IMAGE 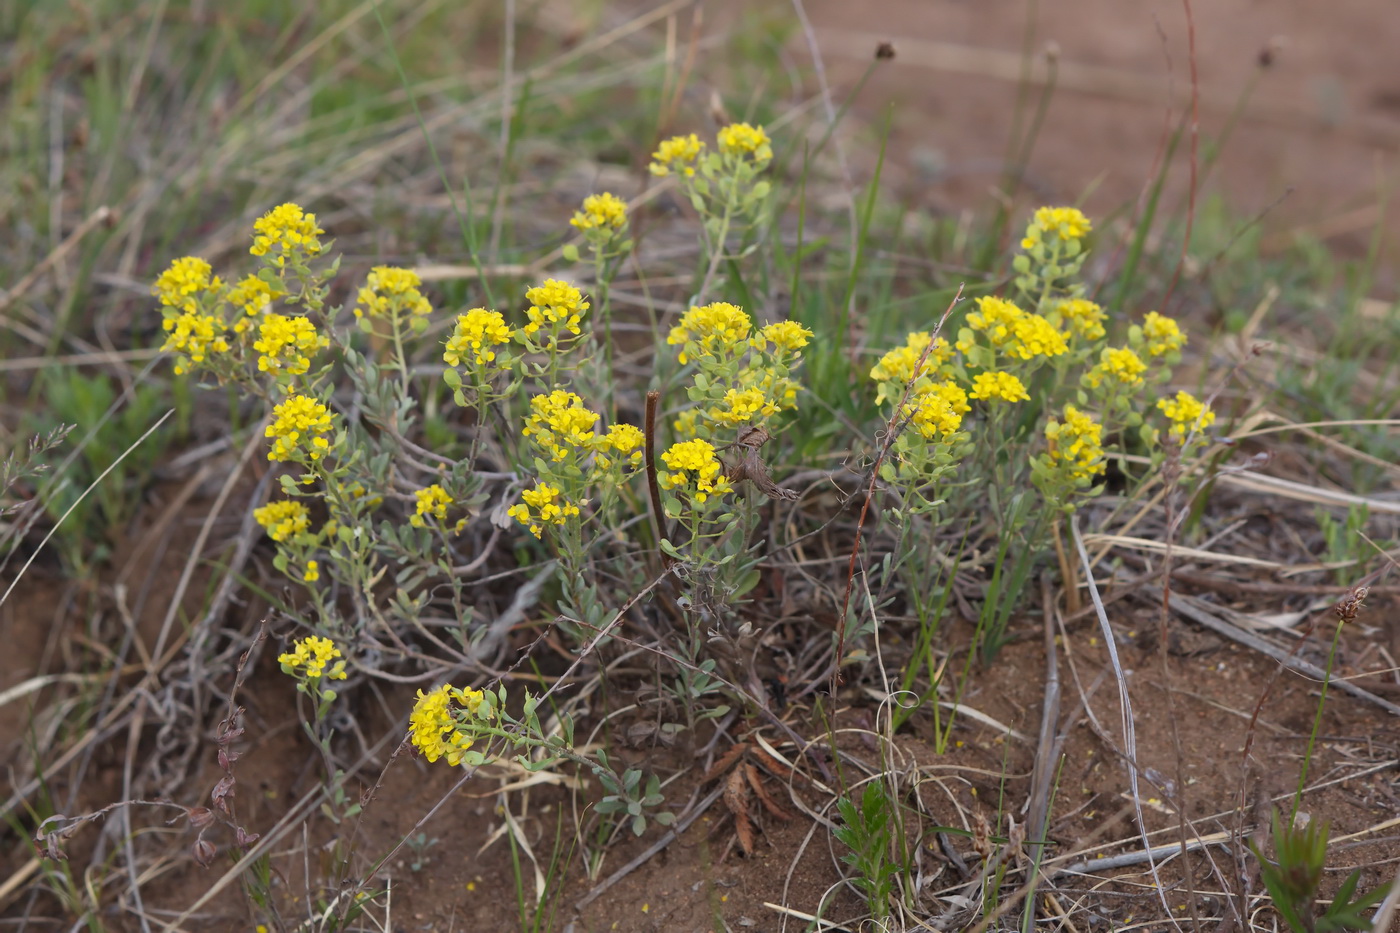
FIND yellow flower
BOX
[1085,346,1147,389]
[506,482,581,538]
[595,423,645,470]
[229,275,284,333]
[153,256,221,312]
[1007,314,1069,360]
[1021,206,1092,250]
[409,684,488,765]
[1045,405,1106,480]
[709,386,777,426]
[445,308,513,367]
[672,408,702,436]
[648,133,705,177]
[355,266,432,319]
[409,484,453,528]
[161,310,230,374]
[266,394,336,463]
[1056,298,1106,341]
[659,439,731,503]
[250,203,324,265]
[963,296,1024,349]
[253,499,311,542]
[278,635,347,681]
[1141,311,1186,357]
[1156,390,1215,441]
[523,279,589,337]
[969,371,1030,403]
[755,320,813,354]
[902,381,969,439]
[666,302,752,364]
[717,122,772,162]
[302,560,320,583]
[253,313,326,376]
[522,390,600,461]
[569,192,628,232]
[870,332,953,383]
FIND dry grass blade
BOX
[744,761,794,822]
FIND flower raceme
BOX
[870,332,953,385]
[666,302,752,364]
[970,371,1031,403]
[1157,390,1215,441]
[250,203,324,265]
[1007,313,1069,361]
[254,499,311,542]
[444,308,513,367]
[278,636,347,682]
[595,424,645,470]
[506,482,581,538]
[355,266,432,320]
[648,133,704,177]
[409,484,453,528]
[1044,406,1106,481]
[409,684,488,766]
[569,192,628,232]
[1141,311,1187,357]
[1084,346,1147,389]
[1020,206,1092,250]
[153,256,221,313]
[266,394,336,464]
[161,309,229,375]
[659,439,731,504]
[253,313,326,377]
[1056,298,1107,341]
[717,122,773,163]
[523,279,589,337]
[709,387,777,426]
[523,391,600,461]
[902,382,970,440]
[754,320,813,355]
[960,296,1024,350]
[229,275,282,333]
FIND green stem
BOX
[1290,620,1344,821]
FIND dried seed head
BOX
[875,41,896,61]
[1335,585,1369,624]
[192,838,217,868]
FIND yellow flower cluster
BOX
[1156,390,1215,440]
[253,313,326,376]
[1085,346,1147,389]
[717,122,773,162]
[254,499,311,542]
[903,382,970,440]
[1008,313,1069,361]
[1021,206,1092,250]
[229,275,283,333]
[355,266,432,319]
[1056,298,1106,341]
[444,308,513,367]
[970,371,1030,403]
[1141,311,1186,357]
[153,256,221,312]
[506,482,581,538]
[870,332,953,384]
[569,192,628,232]
[1044,406,1105,481]
[409,484,453,528]
[523,279,588,337]
[666,302,752,364]
[962,296,1024,348]
[648,133,704,177]
[266,394,335,463]
[522,390,599,461]
[710,387,778,426]
[755,320,813,354]
[409,684,488,766]
[659,439,731,503]
[250,203,324,265]
[595,424,645,470]
[278,635,347,681]
[161,310,230,375]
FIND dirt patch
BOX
[791,0,1400,266]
